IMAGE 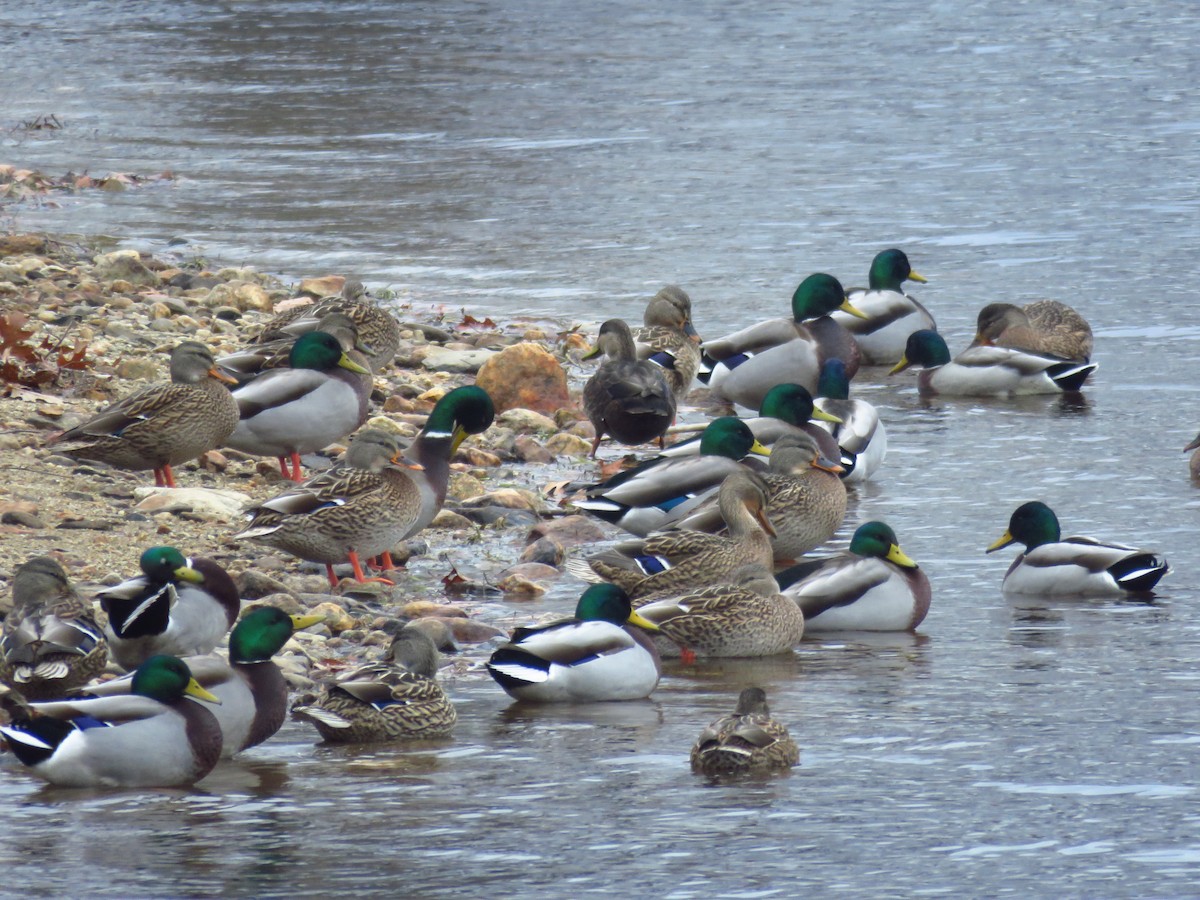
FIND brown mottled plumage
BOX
[253,285,400,373]
[636,565,805,658]
[292,627,456,742]
[47,341,239,487]
[973,301,1093,362]
[583,318,676,457]
[690,687,799,778]
[581,470,776,600]
[632,286,702,404]
[0,557,107,700]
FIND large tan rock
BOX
[474,342,570,415]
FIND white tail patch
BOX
[293,706,352,728]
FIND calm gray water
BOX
[4,1,1200,896]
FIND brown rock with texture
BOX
[474,342,571,415]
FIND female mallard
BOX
[972,301,1094,362]
[47,341,240,488]
[701,273,868,411]
[986,501,1170,596]
[217,312,371,385]
[814,359,887,483]
[583,318,676,457]
[777,521,931,631]
[0,557,107,700]
[0,655,222,788]
[573,416,771,536]
[1185,432,1200,479]
[578,470,776,601]
[485,584,661,702]
[632,286,702,405]
[890,329,1097,396]
[690,687,799,778]
[657,383,842,464]
[98,546,241,672]
[668,433,846,564]
[292,626,456,741]
[636,564,805,659]
[253,285,400,373]
[225,330,373,481]
[234,429,426,587]
[81,607,326,758]
[831,248,933,364]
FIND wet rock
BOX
[237,569,294,601]
[308,601,356,634]
[474,342,570,414]
[430,509,474,529]
[402,617,458,652]
[298,275,345,298]
[499,562,562,581]
[446,472,487,501]
[456,447,503,467]
[527,515,607,548]
[94,250,161,287]
[442,618,506,643]
[420,347,495,374]
[56,518,114,531]
[498,408,559,433]
[115,357,162,381]
[513,435,554,464]
[134,487,249,523]
[544,432,592,457]
[497,573,548,598]
[520,537,564,567]
[459,488,542,512]
[244,592,305,615]
[452,506,539,528]
[0,234,47,256]
[400,601,468,619]
[1,510,45,528]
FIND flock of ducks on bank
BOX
[0,249,1174,784]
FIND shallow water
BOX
[3,1,1200,896]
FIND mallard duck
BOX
[986,501,1170,595]
[1184,432,1200,479]
[632,286,702,404]
[0,655,223,788]
[583,319,676,457]
[890,329,1097,396]
[635,564,805,658]
[831,248,933,364]
[81,607,326,757]
[573,416,770,536]
[701,273,868,411]
[225,330,373,481]
[234,429,426,588]
[668,433,846,564]
[0,557,107,700]
[485,584,661,702]
[972,301,1094,362]
[292,626,456,741]
[98,546,241,672]
[690,687,799,778]
[253,286,400,373]
[579,469,776,600]
[813,359,887,482]
[777,521,931,631]
[217,312,371,385]
[657,383,842,464]
[47,341,240,488]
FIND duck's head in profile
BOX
[890,330,951,374]
[791,274,867,322]
[868,248,927,292]
[987,501,1060,553]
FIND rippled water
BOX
[3,1,1200,896]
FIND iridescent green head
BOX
[139,546,203,585]
[849,521,918,567]
[574,584,659,631]
[760,382,841,425]
[987,501,1061,553]
[288,331,370,375]
[868,248,926,292]
[698,417,771,459]
[422,385,496,452]
[890,329,951,374]
[791,273,865,322]
[130,655,219,704]
[229,607,325,665]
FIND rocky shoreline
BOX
[0,232,633,695]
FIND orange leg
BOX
[154,468,166,487]
[160,465,177,488]
[348,550,394,586]
[680,647,697,665]
[278,453,304,482]
[324,564,341,589]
